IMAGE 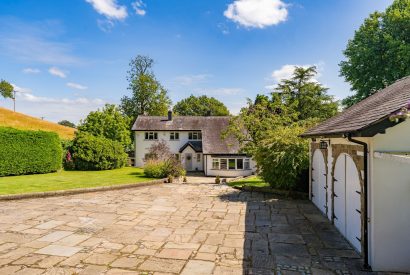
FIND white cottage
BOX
[131,112,256,177]
[302,76,410,272]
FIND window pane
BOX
[170,132,174,140]
[237,159,243,170]
[197,154,201,162]
[220,159,227,170]
[175,132,179,140]
[145,132,148,139]
[189,133,192,140]
[212,159,219,169]
[154,133,158,140]
[244,159,250,170]
[229,159,236,170]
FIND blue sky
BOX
[0,0,392,123]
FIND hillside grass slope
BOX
[0,107,75,140]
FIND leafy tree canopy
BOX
[58,120,76,128]
[0,80,13,99]
[120,55,171,119]
[224,66,338,189]
[340,0,410,107]
[173,95,230,116]
[78,104,131,149]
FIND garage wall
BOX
[371,119,410,272]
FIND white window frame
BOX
[188,131,202,140]
[211,158,250,170]
[170,132,179,140]
[197,154,201,162]
[145,132,158,140]
[212,159,220,169]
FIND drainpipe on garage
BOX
[347,134,371,271]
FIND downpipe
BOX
[347,134,371,271]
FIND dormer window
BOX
[170,132,179,140]
[145,132,158,140]
[188,131,202,140]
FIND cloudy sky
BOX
[0,0,392,123]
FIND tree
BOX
[120,55,171,119]
[58,120,76,128]
[340,0,410,107]
[0,80,13,99]
[224,67,338,189]
[78,104,131,149]
[173,95,230,116]
[275,66,338,121]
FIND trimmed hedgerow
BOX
[71,132,127,171]
[0,127,63,176]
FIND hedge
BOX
[0,127,63,176]
[71,132,127,170]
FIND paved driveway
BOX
[0,183,371,274]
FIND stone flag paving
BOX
[0,183,380,274]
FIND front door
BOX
[185,153,192,171]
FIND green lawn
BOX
[228,175,270,188]
[0,167,154,195]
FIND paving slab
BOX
[0,183,371,274]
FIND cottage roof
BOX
[302,76,410,137]
[132,116,241,154]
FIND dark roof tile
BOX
[303,76,410,137]
[132,116,240,154]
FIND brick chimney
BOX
[168,110,173,121]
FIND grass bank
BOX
[0,167,154,195]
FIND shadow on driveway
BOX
[219,190,372,275]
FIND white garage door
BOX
[333,153,362,253]
[312,149,327,215]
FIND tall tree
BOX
[78,104,131,149]
[0,80,13,99]
[120,55,171,119]
[276,66,339,121]
[173,95,230,116]
[340,0,410,107]
[224,67,338,189]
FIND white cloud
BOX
[48,67,67,78]
[271,64,320,82]
[0,36,80,65]
[0,18,80,65]
[224,0,288,28]
[266,63,324,90]
[11,84,31,94]
[174,74,212,86]
[67,82,88,90]
[132,0,146,16]
[22,68,41,74]
[85,0,128,20]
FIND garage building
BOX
[302,76,410,272]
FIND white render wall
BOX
[134,131,195,167]
[204,155,256,178]
[370,119,410,272]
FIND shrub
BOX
[72,132,127,170]
[144,158,185,178]
[254,125,309,190]
[0,127,63,176]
